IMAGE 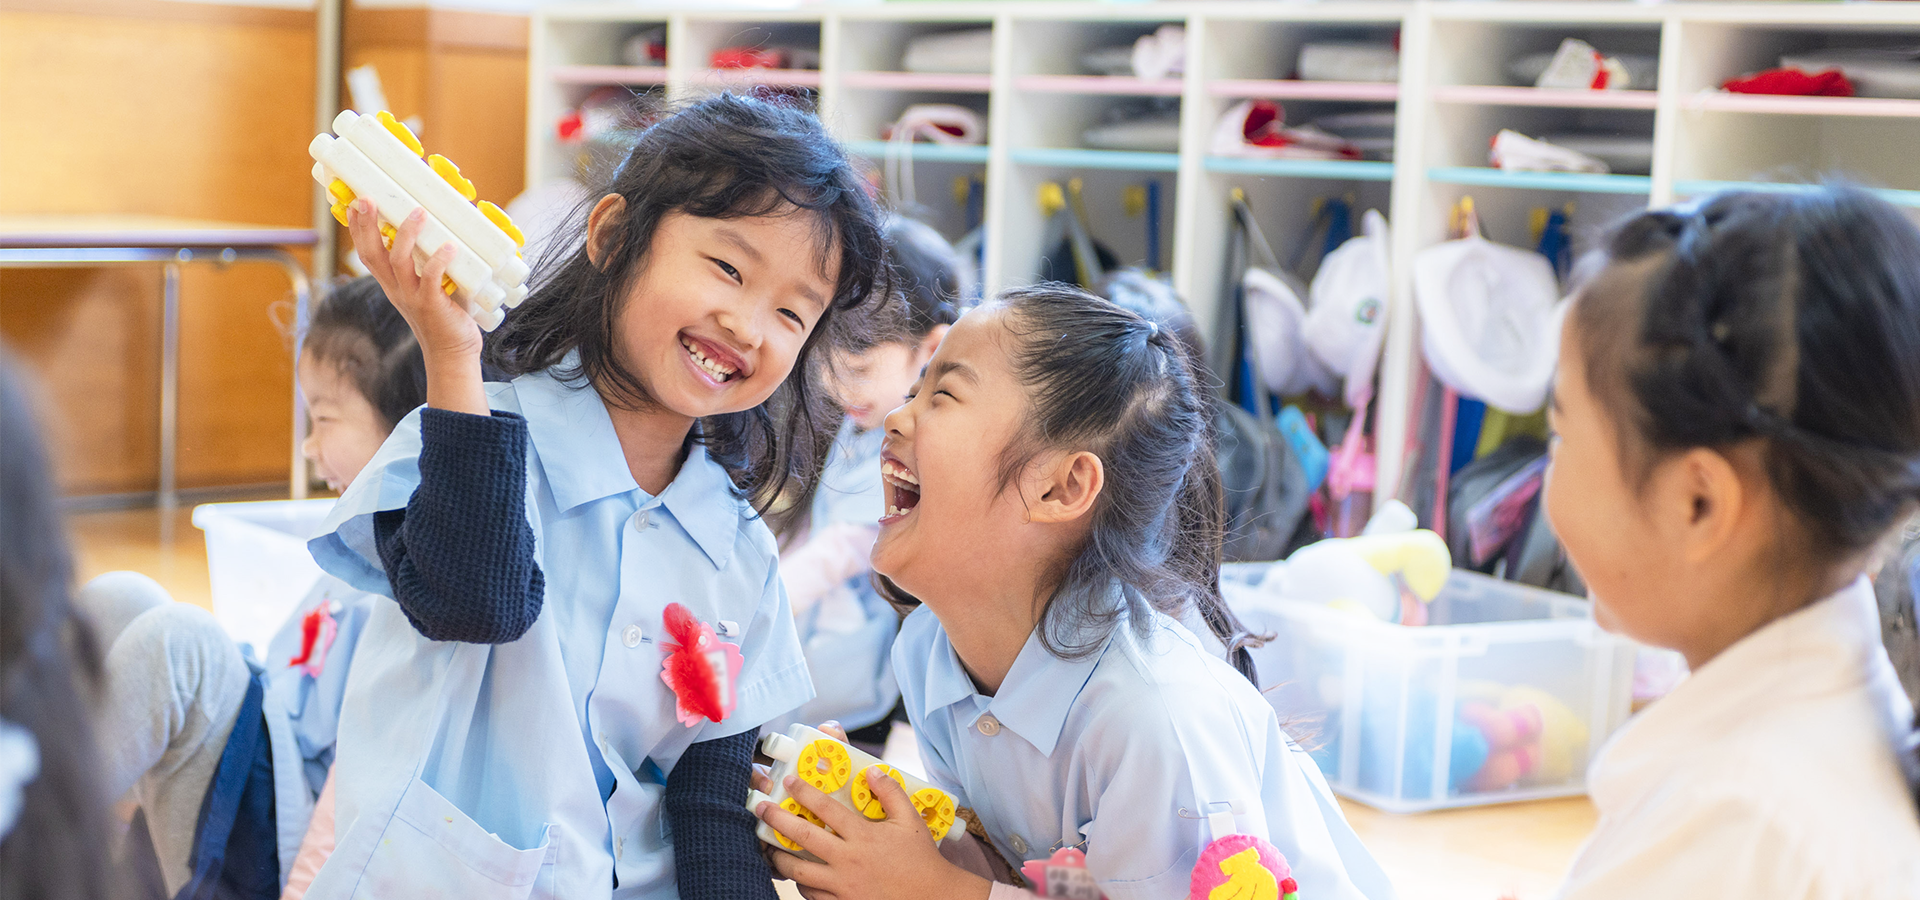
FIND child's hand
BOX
[756,766,991,900]
[345,200,489,415]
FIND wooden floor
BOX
[69,505,1597,900]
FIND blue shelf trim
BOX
[1204,157,1396,181]
[1426,167,1651,194]
[1008,148,1182,172]
[1674,179,1920,209]
[842,140,990,165]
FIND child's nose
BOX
[712,305,761,350]
[883,402,912,438]
[300,431,321,463]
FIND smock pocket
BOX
[352,776,555,900]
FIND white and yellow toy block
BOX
[747,724,961,862]
[309,110,531,331]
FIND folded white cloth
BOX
[902,29,993,75]
[1490,129,1609,174]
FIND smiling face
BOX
[870,308,1035,598]
[595,202,838,421]
[298,349,390,493]
[831,329,944,432]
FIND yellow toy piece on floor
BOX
[748,724,962,862]
[309,110,531,331]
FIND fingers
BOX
[767,849,834,891]
[751,763,773,795]
[346,201,394,285]
[756,796,840,860]
[866,765,928,835]
[817,721,849,742]
[389,207,425,282]
[785,775,864,834]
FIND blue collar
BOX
[512,356,744,569]
[920,615,1111,759]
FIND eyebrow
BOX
[714,226,829,311]
[712,227,766,266]
[928,359,979,384]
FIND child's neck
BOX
[1678,559,1864,670]
[927,565,1058,697]
[603,399,696,496]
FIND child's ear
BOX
[585,194,628,268]
[1027,450,1104,525]
[914,324,950,366]
[1667,446,1748,564]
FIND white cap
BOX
[1412,234,1565,414]
[1244,266,1336,398]
[1304,209,1392,409]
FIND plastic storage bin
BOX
[1225,565,1635,813]
[191,498,336,654]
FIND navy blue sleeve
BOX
[665,729,779,900]
[372,407,544,644]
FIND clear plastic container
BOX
[191,498,336,653]
[1225,564,1635,813]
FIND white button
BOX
[622,625,643,648]
[633,510,651,530]
[717,620,740,637]
[1009,834,1028,855]
[976,714,1001,736]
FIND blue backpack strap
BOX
[174,663,280,900]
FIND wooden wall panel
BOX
[0,0,527,497]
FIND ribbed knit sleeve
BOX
[372,407,544,644]
[664,730,779,900]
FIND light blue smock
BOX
[769,420,899,734]
[892,595,1397,900]
[810,419,885,529]
[304,360,814,900]
[262,573,378,797]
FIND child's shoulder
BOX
[1076,611,1273,735]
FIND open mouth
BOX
[881,458,921,522]
[681,336,740,384]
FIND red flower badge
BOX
[658,603,744,725]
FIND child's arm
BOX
[664,730,781,900]
[347,201,543,644]
[779,523,879,615]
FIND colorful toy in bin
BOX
[309,109,530,331]
[1263,529,1451,624]
[1360,678,1590,797]
[747,724,961,862]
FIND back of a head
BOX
[304,276,428,432]
[0,355,113,900]
[1097,272,1209,384]
[993,285,1262,680]
[883,215,961,340]
[1574,186,1920,811]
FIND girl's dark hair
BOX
[882,215,961,341]
[889,285,1265,681]
[1573,186,1920,813]
[303,275,428,432]
[0,354,114,900]
[487,93,889,520]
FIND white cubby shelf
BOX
[530,2,1920,503]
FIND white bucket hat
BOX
[1244,266,1336,398]
[1412,233,1565,414]
[1305,209,1392,409]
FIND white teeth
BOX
[681,338,737,380]
[886,505,912,518]
[881,459,920,487]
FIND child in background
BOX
[71,277,420,899]
[1545,188,1920,898]
[757,286,1393,899]
[310,93,888,900]
[773,215,959,749]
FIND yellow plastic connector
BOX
[328,179,356,205]
[428,154,477,201]
[379,222,397,249]
[377,111,424,157]
[776,797,827,852]
[478,201,525,249]
[797,739,853,794]
[910,787,957,842]
[849,766,908,820]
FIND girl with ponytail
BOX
[1545,187,1920,898]
[754,285,1393,900]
